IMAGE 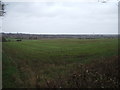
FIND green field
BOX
[2,38,118,88]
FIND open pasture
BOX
[2,38,118,88]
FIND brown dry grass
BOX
[35,55,119,88]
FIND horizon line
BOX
[0,32,119,35]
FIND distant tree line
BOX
[1,33,118,40]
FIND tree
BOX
[0,1,6,16]
[2,37,7,42]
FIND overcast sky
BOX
[2,1,118,34]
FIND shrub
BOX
[41,56,119,88]
[2,37,7,42]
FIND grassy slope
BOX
[2,38,118,88]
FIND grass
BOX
[2,38,118,88]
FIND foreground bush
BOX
[39,56,119,88]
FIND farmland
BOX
[2,38,119,88]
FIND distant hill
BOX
[1,33,118,40]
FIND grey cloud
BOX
[3,2,118,34]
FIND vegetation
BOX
[2,38,119,88]
[2,37,7,42]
